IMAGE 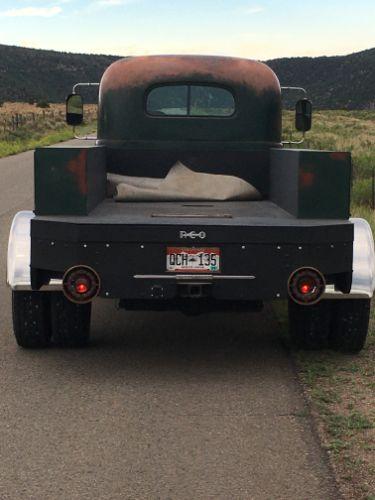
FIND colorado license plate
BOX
[166,247,220,273]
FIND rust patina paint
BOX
[330,152,348,161]
[67,150,89,195]
[100,55,280,94]
[299,171,315,188]
[97,55,282,146]
[34,147,106,215]
[298,152,351,218]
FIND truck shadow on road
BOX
[9,301,302,417]
[9,301,293,380]
[79,300,291,372]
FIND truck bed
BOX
[34,198,350,228]
[32,198,353,246]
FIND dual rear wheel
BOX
[288,298,371,353]
[12,291,91,349]
[12,291,371,353]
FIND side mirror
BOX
[66,93,83,126]
[295,98,312,132]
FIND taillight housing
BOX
[288,267,325,305]
[62,266,100,304]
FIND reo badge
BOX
[179,230,206,240]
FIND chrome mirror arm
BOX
[72,82,99,94]
[73,127,97,141]
[281,86,307,96]
[282,131,306,146]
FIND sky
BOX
[0,0,374,60]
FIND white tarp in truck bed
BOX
[107,162,262,202]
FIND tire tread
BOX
[330,299,370,353]
[50,293,91,347]
[288,299,331,350]
[12,291,51,348]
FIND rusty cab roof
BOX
[97,55,282,148]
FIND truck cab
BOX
[7,55,375,351]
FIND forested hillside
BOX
[0,44,117,103]
[267,48,375,109]
[0,44,374,108]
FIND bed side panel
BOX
[34,146,106,216]
[270,149,351,219]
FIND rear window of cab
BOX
[146,84,235,117]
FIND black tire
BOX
[50,293,91,347]
[12,291,52,348]
[288,299,331,350]
[330,299,370,353]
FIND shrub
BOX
[36,100,50,108]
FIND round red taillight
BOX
[298,277,316,295]
[62,266,100,304]
[288,267,325,305]
[75,280,89,295]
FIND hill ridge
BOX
[0,44,374,108]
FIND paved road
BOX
[0,144,339,500]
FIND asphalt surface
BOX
[0,143,340,500]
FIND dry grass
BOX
[297,334,375,500]
[0,101,64,114]
[0,102,97,157]
[0,101,97,117]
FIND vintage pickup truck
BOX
[7,55,375,351]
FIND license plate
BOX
[166,247,220,273]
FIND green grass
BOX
[0,120,96,158]
[0,127,73,157]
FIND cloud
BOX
[243,6,264,15]
[94,0,135,7]
[89,0,138,11]
[0,6,62,17]
[97,0,122,4]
